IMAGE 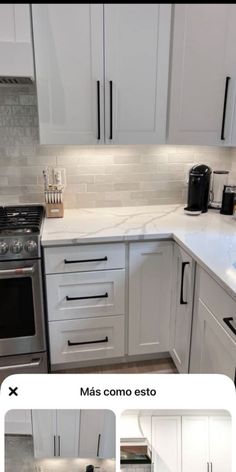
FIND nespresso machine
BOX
[186,164,212,213]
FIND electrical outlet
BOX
[53,168,66,186]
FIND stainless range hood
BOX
[120,438,152,464]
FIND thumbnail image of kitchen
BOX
[120,409,232,472]
[5,409,115,472]
[1,3,236,384]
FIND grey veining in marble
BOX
[42,204,236,300]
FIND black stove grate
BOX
[0,205,44,234]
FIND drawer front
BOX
[46,269,125,321]
[197,266,236,339]
[49,315,125,364]
[44,243,125,274]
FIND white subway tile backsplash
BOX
[0,85,235,208]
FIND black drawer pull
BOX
[64,256,108,264]
[97,80,101,140]
[109,80,113,140]
[68,336,108,347]
[221,76,230,140]
[223,317,236,336]
[180,261,190,305]
[66,292,108,301]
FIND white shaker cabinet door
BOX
[104,4,171,144]
[128,242,173,355]
[190,298,236,380]
[182,417,209,472]
[0,4,34,77]
[32,4,104,144]
[79,410,115,459]
[152,416,181,472]
[56,410,80,458]
[209,417,232,472]
[32,410,56,458]
[168,4,236,145]
[170,245,195,373]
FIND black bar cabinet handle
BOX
[66,292,108,301]
[97,433,101,457]
[64,256,108,264]
[109,80,113,140]
[180,261,190,305]
[97,80,101,140]
[68,336,108,347]
[234,368,236,388]
[221,76,230,140]
[223,317,236,335]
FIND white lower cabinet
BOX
[49,315,125,366]
[152,416,181,472]
[190,266,236,381]
[182,416,231,472]
[79,410,115,459]
[32,410,80,458]
[128,241,173,355]
[170,245,195,373]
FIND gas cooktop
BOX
[0,205,44,260]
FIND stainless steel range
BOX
[0,205,48,383]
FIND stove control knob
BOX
[25,240,37,253]
[0,242,9,255]
[11,241,23,254]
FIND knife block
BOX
[45,202,64,218]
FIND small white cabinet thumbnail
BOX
[152,416,181,472]
[128,241,173,355]
[32,410,80,458]
[79,410,115,459]
[182,416,231,472]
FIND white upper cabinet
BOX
[32,410,80,458]
[182,416,232,472]
[32,4,171,145]
[152,416,181,472]
[32,4,104,145]
[104,4,171,144]
[0,4,34,77]
[168,4,236,146]
[79,410,115,459]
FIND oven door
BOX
[0,259,46,356]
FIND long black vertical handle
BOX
[109,80,113,140]
[180,261,190,305]
[221,76,230,140]
[97,81,101,140]
[234,368,236,388]
[97,433,101,457]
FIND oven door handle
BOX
[0,267,35,276]
[0,358,41,371]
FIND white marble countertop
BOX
[42,204,236,299]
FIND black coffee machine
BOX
[187,164,212,213]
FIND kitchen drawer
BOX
[197,266,236,339]
[44,243,125,274]
[49,315,125,365]
[46,269,125,321]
